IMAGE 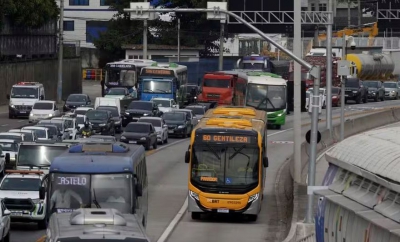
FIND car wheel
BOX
[165,135,168,143]
[356,95,361,104]
[38,217,48,230]
[381,95,385,101]
[3,230,10,242]
[145,142,150,150]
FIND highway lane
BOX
[3,81,400,241]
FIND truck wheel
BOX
[275,125,281,130]
[38,217,48,229]
[248,214,258,222]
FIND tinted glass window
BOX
[11,87,39,99]
[363,81,379,88]
[67,94,87,102]
[75,109,89,115]
[33,102,53,110]
[0,142,18,152]
[203,79,230,88]
[86,110,108,120]
[0,135,22,142]
[186,107,204,115]
[128,102,152,110]
[125,124,150,133]
[96,106,119,117]
[0,178,41,191]
[18,145,68,167]
[345,79,359,87]
[163,112,185,121]
[384,82,397,88]
[139,118,161,127]
[107,88,126,95]
[332,88,340,94]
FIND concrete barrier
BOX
[280,107,400,242]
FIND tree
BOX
[0,0,59,29]
[94,0,225,63]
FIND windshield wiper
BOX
[229,145,246,160]
[257,97,275,109]
[92,189,101,208]
[205,144,220,160]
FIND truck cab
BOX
[198,72,237,105]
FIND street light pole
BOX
[143,0,148,59]
[177,18,181,62]
[57,0,64,103]
[219,0,226,71]
[326,0,333,131]
[340,35,347,141]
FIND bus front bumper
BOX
[187,191,261,215]
[267,114,286,126]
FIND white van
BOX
[94,97,121,114]
[6,82,45,119]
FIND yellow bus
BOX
[184,106,268,221]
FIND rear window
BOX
[345,79,359,87]
[139,118,161,127]
[0,135,22,142]
[128,101,152,110]
[186,107,204,115]
[125,124,150,133]
[163,112,185,121]
[33,102,53,110]
[0,178,41,191]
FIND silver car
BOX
[383,82,400,100]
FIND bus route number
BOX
[110,64,133,68]
[201,134,251,143]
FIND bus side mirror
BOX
[136,183,143,197]
[185,151,190,163]
[4,153,10,164]
[39,187,46,200]
[263,157,269,168]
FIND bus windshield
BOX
[0,142,18,152]
[191,145,259,187]
[246,84,287,111]
[17,145,68,167]
[49,173,133,214]
[106,69,136,86]
[142,79,173,93]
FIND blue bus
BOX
[44,142,148,228]
[138,62,188,101]
[236,54,275,73]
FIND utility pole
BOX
[347,0,351,27]
[326,0,333,131]
[219,0,226,71]
[357,0,361,44]
[57,0,64,103]
[293,0,302,183]
[143,0,148,59]
[340,35,347,141]
[177,18,181,62]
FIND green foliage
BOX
[1,0,59,29]
[94,0,225,62]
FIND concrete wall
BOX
[0,58,82,105]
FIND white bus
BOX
[138,62,188,101]
[245,72,287,129]
[104,59,156,94]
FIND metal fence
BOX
[296,232,316,242]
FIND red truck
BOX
[197,72,247,106]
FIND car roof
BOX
[178,109,192,112]
[90,135,115,139]
[128,122,151,126]
[4,174,43,179]
[10,130,33,134]
[152,98,172,101]
[139,117,162,120]
[0,139,17,143]
[68,93,87,96]
[186,105,204,108]
[75,107,92,110]
[34,100,55,104]
[0,133,23,136]
[23,126,48,130]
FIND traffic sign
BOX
[305,130,321,144]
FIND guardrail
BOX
[296,233,315,242]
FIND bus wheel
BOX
[191,212,201,220]
[275,125,281,130]
[247,214,258,222]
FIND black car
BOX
[63,94,91,112]
[345,78,368,104]
[86,110,115,135]
[96,106,122,133]
[363,81,385,102]
[123,101,162,126]
[162,112,191,138]
[120,122,157,150]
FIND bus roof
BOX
[247,75,287,86]
[218,70,248,79]
[50,143,145,174]
[203,106,267,121]
[142,62,187,71]
[106,59,156,68]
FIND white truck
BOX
[6,82,45,119]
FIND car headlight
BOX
[353,91,358,93]
[392,90,396,93]
[10,105,15,108]
[99,123,106,127]
[178,125,185,129]
[143,113,149,116]
[48,113,53,117]
[120,136,126,139]
[30,113,34,116]
[125,112,129,115]
[248,193,259,203]
[115,120,121,125]
[189,190,199,201]
[277,113,283,117]
[140,137,147,140]
[332,95,337,98]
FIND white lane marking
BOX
[148,138,189,156]
[267,128,293,137]
[0,124,8,127]
[17,120,25,123]
[157,197,188,242]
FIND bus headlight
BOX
[248,193,259,203]
[189,190,199,201]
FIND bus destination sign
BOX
[108,64,134,68]
[199,134,253,143]
[142,69,174,76]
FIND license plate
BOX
[168,130,174,134]
[11,212,22,216]
[129,141,137,144]
[57,209,73,213]
[217,209,229,213]
[20,111,26,114]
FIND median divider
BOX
[279,107,400,242]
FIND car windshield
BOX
[203,79,230,88]
[76,117,85,124]
[0,178,41,191]
[128,102,152,110]
[152,99,171,107]
[67,95,87,102]
[39,121,63,131]
[49,173,132,213]
[163,112,185,121]
[142,79,172,94]
[139,118,161,127]
[19,133,33,141]
[36,125,59,136]
[0,135,22,142]
[105,69,136,86]
[125,124,150,133]
[246,84,287,111]
[0,142,18,152]
[74,109,90,115]
[186,107,204,115]
[10,87,38,99]
[384,82,397,88]
[107,88,126,95]
[345,79,359,87]
[363,82,379,88]
[86,111,108,120]
[17,145,68,167]
[191,145,259,186]
[33,102,53,110]
[96,107,119,117]
[26,129,47,138]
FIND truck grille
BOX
[3,198,35,211]
[15,105,32,111]
[207,93,220,99]
[129,113,144,118]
